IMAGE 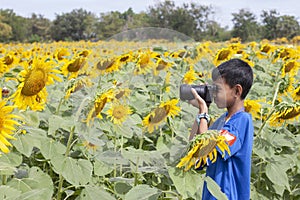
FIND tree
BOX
[146,0,215,41]
[0,15,12,42]
[95,11,126,40]
[50,8,98,41]
[231,9,261,42]
[0,9,29,42]
[260,10,280,40]
[28,13,52,42]
[276,15,300,39]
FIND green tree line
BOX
[0,0,299,43]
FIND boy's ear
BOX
[235,84,243,97]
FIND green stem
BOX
[1,175,7,185]
[256,80,281,136]
[256,109,275,136]
[56,126,75,200]
[134,157,139,186]
[55,98,64,115]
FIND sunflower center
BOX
[261,45,270,53]
[21,69,46,96]
[93,97,107,117]
[112,106,126,119]
[4,55,14,65]
[97,59,114,70]
[149,107,167,123]
[115,91,125,99]
[195,139,217,157]
[67,58,86,72]
[217,50,230,60]
[120,55,130,62]
[156,60,168,70]
[280,107,300,119]
[284,62,295,73]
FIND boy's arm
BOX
[188,88,209,140]
[189,118,208,140]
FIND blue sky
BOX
[1,0,299,28]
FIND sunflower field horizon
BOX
[0,28,299,199]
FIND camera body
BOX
[179,84,217,104]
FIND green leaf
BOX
[7,167,53,199]
[12,127,47,157]
[51,155,93,186]
[122,147,165,168]
[79,185,115,200]
[0,185,21,200]
[168,167,203,199]
[204,176,228,200]
[0,151,22,175]
[93,159,114,176]
[113,124,133,138]
[40,138,66,160]
[19,111,40,127]
[12,134,35,157]
[124,184,161,200]
[114,182,132,196]
[48,115,74,135]
[16,188,53,200]
[96,150,129,165]
[265,163,290,191]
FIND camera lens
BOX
[179,84,216,104]
[179,84,194,100]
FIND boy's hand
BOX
[189,88,208,113]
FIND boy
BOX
[188,58,254,200]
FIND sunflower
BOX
[54,48,70,62]
[143,99,180,133]
[213,48,232,66]
[117,52,134,64]
[0,100,21,153]
[85,89,115,125]
[65,77,93,99]
[244,99,262,119]
[269,102,300,126]
[77,49,91,58]
[107,103,132,125]
[1,52,19,67]
[134,50,156,75]
[83,140,98,152]
[10,57,61,111]
[165,71,171,93]
[274,47,296,61]
[176,130,231,171]
[0,61,10,77]
[61,56,87,79]
[292,86,300,101]
[153,58,173,76]
[256,43,275,59]
[115,88,131,100]
[281,59,299,77]
[96,58,120,74]
[183,66,198,84]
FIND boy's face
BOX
[213,77,237,109]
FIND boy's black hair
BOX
[212,58,253,99]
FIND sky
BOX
[1,0,299,28]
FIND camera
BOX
[179,84,217,104]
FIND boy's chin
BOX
[215,102,226,109]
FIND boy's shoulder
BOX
[230,111,252,122]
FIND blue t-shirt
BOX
[202,109,254,200]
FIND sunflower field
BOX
[0,34,299,200]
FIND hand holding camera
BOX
[179,84,216,108]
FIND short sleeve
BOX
[217,124,242,160]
